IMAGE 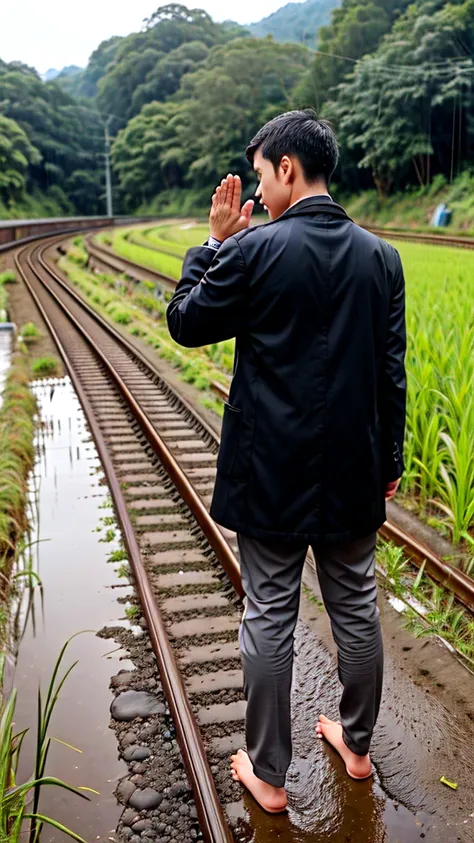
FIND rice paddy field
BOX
[94,223,474,564]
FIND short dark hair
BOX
[246,109,339,185]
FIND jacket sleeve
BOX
[166,237,246,348]
[380,254,407,482]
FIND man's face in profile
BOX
[253,148,292,221]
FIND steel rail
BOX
[37,236,218,445]
[367,227,474,249]
[15,239,237,843]
[85,234,177,289]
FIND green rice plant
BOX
[31,357,59,377]
[102,230,183,280]
[0,357,36,586]
[0,270,16,285]
[0,635,97,842]
[395,241,474,557]
[20,322,41,343]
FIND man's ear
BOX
[280,155,294,186]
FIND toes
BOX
[319,714,331,724]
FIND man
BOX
[167,109,406,814]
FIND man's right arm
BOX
[380,254,407,492]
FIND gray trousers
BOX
[237,532,382,788]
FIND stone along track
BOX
[15,235,255,843]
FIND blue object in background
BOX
[431,202,451,227]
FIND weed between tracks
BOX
[377,540,474,667]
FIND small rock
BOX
[122,808,140,827]
[111,671,135,688]
[130,774,146,787]
[123,745,151,762]
[189,806,198,819]
[129,787,163,811]
[121,731,137,748]
[131,819,152,832]
[117,778,137,804]
[169,781,187,798]
[112,690,164,722]
[155,824,166,834]
[140,722,159,740]
[178,804,189,816]
[132,762,147,774]
[130,836,141,843]
[159,800,170,813]
[122,830,133,841]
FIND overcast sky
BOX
[2,1,298,75]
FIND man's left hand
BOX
[210,174,254,243]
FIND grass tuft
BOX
[20,322,41,342]
[31,356,59,377]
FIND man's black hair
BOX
[246,109,339,185]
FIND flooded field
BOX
[12,378,130,841]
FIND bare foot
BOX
[316,715,372,780]
[230,750,288,813]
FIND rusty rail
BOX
[16,239,237,843]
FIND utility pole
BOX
[104,116,113,217]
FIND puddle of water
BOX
[0,326,13,405]
[13,378,129,842]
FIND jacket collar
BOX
[279,195,352,222]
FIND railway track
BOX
[15,235,249,842]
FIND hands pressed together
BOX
[209,174,254,243]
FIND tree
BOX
[0,114,41,203]
[326,0,474,195]
[111,37,311,208]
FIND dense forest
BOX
[1,0,474,218]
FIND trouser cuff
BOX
[342,728,370,757]
[251,761,286,788]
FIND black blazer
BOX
[167,196,406,544]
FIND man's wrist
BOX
[207,234,223,251]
